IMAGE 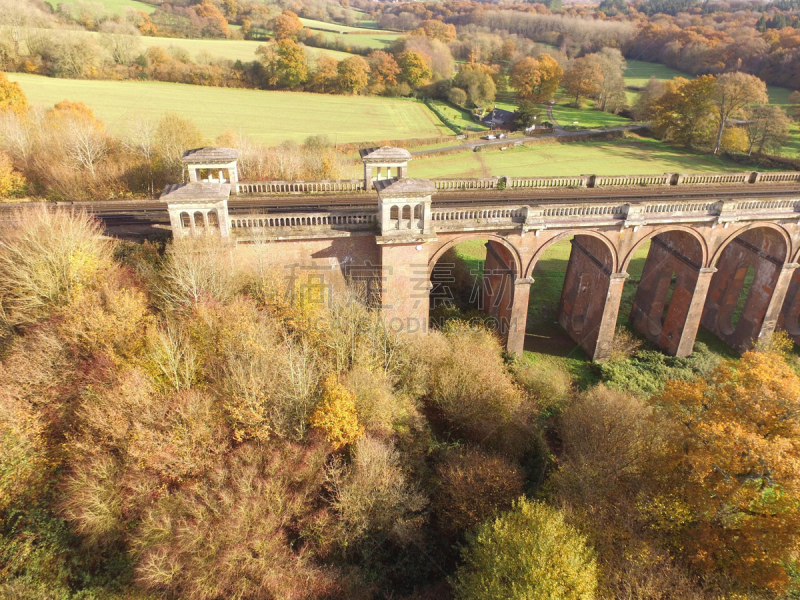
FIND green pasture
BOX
[411,137,752,179]
[137,35,352,63]
[7,73,442,144]
[299,17,396,36]
[47,0,155,14]
[623,60,686,88]
[429,100,489,132]
[308,31,402,50]
[550,102,631,129]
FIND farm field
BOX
[47,0,155,14]
[137,35,353,63]
[623,60,686,88]
[7,73,442,144]
[411,137,752,179]
[309,31,402,50]
[299,17,395,35]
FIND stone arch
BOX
[703,223,790,352]
[524,229,618,278]
[710,222,790,268]
[621,225,709,272]
[194,211,205,228]
[427,233,523,277]
[180,212,191,228]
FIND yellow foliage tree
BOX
[310,374,363,449]
[653,347,800,593]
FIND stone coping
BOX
[181,147,240,164]
[359,146,412,162]
[375,177,436,197]
[160,182,231,202]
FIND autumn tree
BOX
[154,112,205,171]
[790,90,800,119]
[412,19,456,43]
[710,72,768,154]
[594,48,626,113]
[453,64,496,107]
[652,346,800,593]
[308,55,338,94]
[269,10,303,40]
[310,374,362,450]
[509,54,562,103]
[453,498,597,600]
[397,51,431,87]
[648,75,716,149]
[337,55,369,95]
[561,55,603,107]
[257,39,307,89]
[744,104,791,155]
[367,50,399,92]
[0,71,28,115]
[193,0,229,37]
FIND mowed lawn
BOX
[411,137,758,179]
[47,0,155,13]
[8,73,442,144]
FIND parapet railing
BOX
[235,179,365,194]
[232,171,800,196]
[431,206,525,224]
[228,210,378,234]
[433,178,499,191]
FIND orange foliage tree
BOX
[652,345,800,593]
[310,374,363,450]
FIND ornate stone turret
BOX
[182,147,240,189]
[375,177,436,242]
[359,146,412,190]
[161,181,231,238]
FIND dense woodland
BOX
[1,209,800,599]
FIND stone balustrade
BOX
[433,178,499,191]
[228,210,378,235]
[235,179,365,194]
[232,171,800,197]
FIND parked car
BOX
[485,134,496,140]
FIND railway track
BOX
[1,184,799,226]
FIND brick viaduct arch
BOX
[413,220,800,361]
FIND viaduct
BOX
[159,145,800,362]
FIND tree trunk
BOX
[713,117,726,155]
[757,132,767,156]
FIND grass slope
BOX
[412,137,752,179]
[8,73,441,144]
[138,36,352,62]
[48,0,155,14]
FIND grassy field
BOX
[8,73,442,144]
[550,102,631,129]
[47,0,155,14]
[411,137,753,179]
[137,35,352,63]
[623,60,686,88]
[298,18,401,50]
[429,100,489,132]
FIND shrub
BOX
[426,322,537,457]
[132,443,342,600]
[453,498,597,600]
[433,447,524,539]
[513,357,573,416]
[310,374,363,450]
[0,208,112,329]
[343,366,414,437]
[328,435,427,552]
[598,343,719,396]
